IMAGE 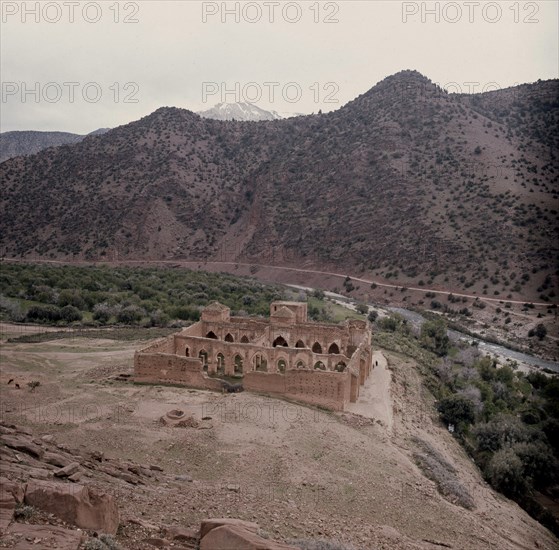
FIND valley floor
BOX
[0,328,557,549]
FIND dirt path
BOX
[345,350,393,430]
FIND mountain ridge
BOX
[1,70,557,301]
[0,128,111,163]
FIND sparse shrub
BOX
[27,380,40,392]
[534,323,547,340]
[14,504,36,520]
[412,437,474,509]
[83,534,122,550]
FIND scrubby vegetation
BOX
[0,263,287,327]
[374,314,559,534]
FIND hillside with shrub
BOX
[1,71,557,301]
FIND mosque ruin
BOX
[134,301,373,410]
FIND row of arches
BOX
[186,347,348,376]
[272,336,340,355]
[205,331,250,344]
[204,331,342,356]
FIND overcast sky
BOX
[1,0,557,133]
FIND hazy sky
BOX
[1,0,557,133]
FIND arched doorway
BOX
[254,354,268,372]
[206,331,218,339]
[295,340,305,348]
[240,335,249,343]
[217,353,225,375]
[234,354,243,375]
[273,336,288,347]
[314,361,326,370]
[328,343,340,354]
[296,361,306,369]
[225,333,234,342]
[185,347,190,357]
[334,361,347,372]
[199,350,208,372]
[312,342,322,354]
[277,359,287,373]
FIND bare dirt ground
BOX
[345,351,393,431]
[1,329,557,549]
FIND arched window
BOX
[277,359,287,374]
[273,336,288,347]
[314,361,326,370]
[240,335,249,343]
[295,340,305,348]
[312,342,322,354]
[254,354,268,372]
[185,347,190,357]
[225,333,234,342]
[206,331,218,339]
[217,353,225,375]
[199,350,208,372]
[334,362,347,372]
[296,361,306,369]
[328,343,340,354]
[234,354,243,374]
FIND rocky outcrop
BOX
[25,479,119,535]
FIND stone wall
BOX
[134,352,222,391]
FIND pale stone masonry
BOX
[134,301,373,410]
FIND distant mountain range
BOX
[0,128,110,163]
[197,102,302,121]
[1,71,557,300]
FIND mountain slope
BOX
[1,71,557,300]
[0,128,111,162]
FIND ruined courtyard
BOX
[134,301,373,410]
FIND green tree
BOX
[437,394,475,427]
[486,448,527,498]
[367,310,378,323]
[356,303,368,315]
[420,318,450,356]
[60,305,82,323]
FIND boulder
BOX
[200,525,299,550]
[200,518,259,539]
[44,452,72,468]
[24,479,119,534]
[54,462,80,478]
